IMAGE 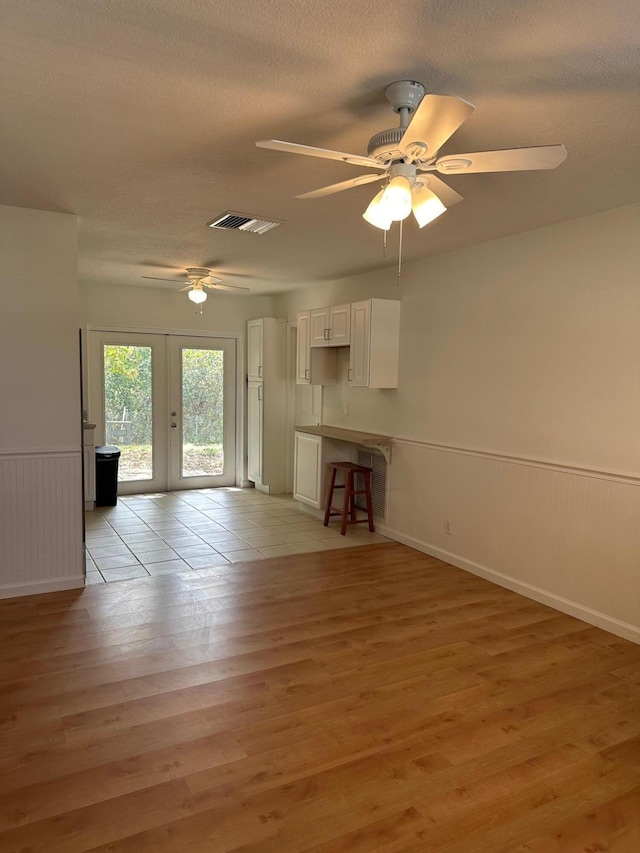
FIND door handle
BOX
[348,368,353,381]
[304,368,309,380]
[171,411,177,417]
[170,422,177,428]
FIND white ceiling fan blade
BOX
[200,275,222,285]
[416,174,464,206]
[436,144,567,174]
[142,275,186,283]
[178,284,192,292]
[400,95,475,159]
[204,282,251,293]
[256,139,379,169]
[297,172,386,200]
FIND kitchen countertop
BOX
[294,424,394,462]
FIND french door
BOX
[89,331,236,493]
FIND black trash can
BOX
[95,445,121,506]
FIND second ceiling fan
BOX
[142,267,250,308]
[256,80,567,230]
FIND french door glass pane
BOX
[181,348,224,478]
[103,344,153,482]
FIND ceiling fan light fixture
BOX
[380,176,413,221]
[362,189,393,231]
[411,184,447,228]
[188,287,207,304]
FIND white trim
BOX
[88,323,244,342]
[394,438,640,487]
[0,576,85,600]
[375,522,640,646]
[0,448,80,458]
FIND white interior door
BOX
[89,331,236,494]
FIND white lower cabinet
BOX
[246,318,286,493]
[293,432,323,507]
[293,431,352,510]
[247,382,263,485]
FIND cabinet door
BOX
[309,307,330,346]
[349,300,370,387]
[247,319,263,382]
[327,304,351,346]
[293,432,323,508]
[296,311,310,384]
[247,382,263,484]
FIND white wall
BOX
[1,206,81,451]
[275,204,640,641]
[0,205,84,596]
[81,281,276,340]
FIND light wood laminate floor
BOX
[1,543,639,851]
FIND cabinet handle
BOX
[327,328,332,340]
[258,386,262,401]
[304,368,310,380]
[348,368,353,381]
[258,365,262,378]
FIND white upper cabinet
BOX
[296,311,338,385]
[326,304,351,346]
[247,318,264,382]
[349,299,401,389]
[309,308,330,346]
[297,299,400,388]
[295,310,311,383]
[310,304,351,346]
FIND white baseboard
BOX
[376,523,640,646]
[0,576,85,600]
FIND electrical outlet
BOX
[444,518,453,535]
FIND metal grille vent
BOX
[356,450,387,519]
[207,211,283,234]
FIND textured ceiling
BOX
[1,0,639,295]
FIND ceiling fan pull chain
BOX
[398,220,403,286]
[383,227,387,258]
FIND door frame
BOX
[87,325,245,493]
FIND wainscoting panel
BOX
[0,451,84,597]
[382,440,640,642]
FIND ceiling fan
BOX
[142,267,250,308]
[256,80,567,230]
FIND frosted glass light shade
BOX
[412,184,447,228]
[362,189,392,230]
[188,288,207,304]
[380,176,412,221]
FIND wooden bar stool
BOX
[323,461,375,535]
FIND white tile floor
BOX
[85,488,389,584]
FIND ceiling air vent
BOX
[207,211,283,235]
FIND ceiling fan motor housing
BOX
[367,127,405,164]
[186,267,210,282]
